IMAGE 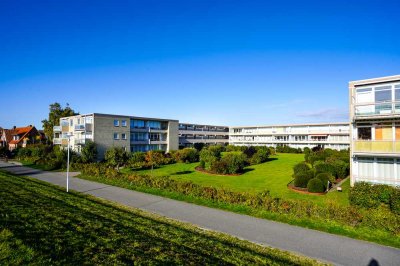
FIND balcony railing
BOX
[53,138,68,145]
[354,101,400,117]
[353,140,400,154]
[53,126,61,132]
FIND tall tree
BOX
[42,103,78,142]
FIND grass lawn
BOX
[0,171,322,265]
[123,153,349,206]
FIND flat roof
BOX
[229,122,350,129]
[349,74,400,87]
[62,113,179,122]
[179,122,229,128]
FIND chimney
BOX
[13,126,16,129]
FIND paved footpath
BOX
[1,161,399,266]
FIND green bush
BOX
[174,148,199,163]
[307,178,325,193]
[293,173,312,188]
[250,148,269,165]
[220,152,247,174]
[293,162,311,176]
[128,152,146,169]
[315,173,331,190]
[199,149,218,170]
[314,161,336,176]
[390,189,400,214]
[349,182,381,209]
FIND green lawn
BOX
[0,171,322,265]
[124,153,349,205]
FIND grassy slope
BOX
[0,171,323,265]
[123,153,349,205]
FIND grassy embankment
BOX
[0,170,323,265]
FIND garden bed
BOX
[287,181,327,195]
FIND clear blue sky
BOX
[1,0,399,129]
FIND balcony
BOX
[53,126,61,132]
[53,138,68,145]
[74,123,92,131]
[354,101,400,119]
[74,139,86,145]
[353,140,400,154]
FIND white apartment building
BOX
[229,123,350,150]
[53,113,179,160]
[350,75,400,186]
[179,123,229,147]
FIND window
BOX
[375,125,392,140]
[357,127,372,140]
[121,120,127,127]
[131,119,145,128]
[148,121,161,129]
[114,120,119,127]
[114,133,119,140]
[149,133,160,141]
[70,119,73,126]
[121,133,127,140]
[131,132,148,141]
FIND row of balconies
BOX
[54,124,92,132]
[354,102,400,119]
[353,140,400,154]
[53,138,88,145]
[230,131,350,135]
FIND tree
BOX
[145,151,164,170]
[105,147,128,171]
[81,141,97,163]
[42,103,78,142]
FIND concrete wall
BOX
[167,121,179,151]
[93,114,130,160]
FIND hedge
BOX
[74,162,400,235]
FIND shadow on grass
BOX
[265,158,278,162]
[171,171,194,175]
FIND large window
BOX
[149,133,160,141]
[375,86,392,102]
[131,133,148,141]
[148,121,161,129]
[131,119,145,128]
[357,157,374,179]
[358,127,372,140]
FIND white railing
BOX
[354,101,400,117]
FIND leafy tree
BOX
[81,141,97,163]
[42,103,78,142]
[128,152,146,169]
[105,147,128,171]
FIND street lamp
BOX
[66,133,74,192]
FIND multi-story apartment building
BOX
[350,75,400,186]
[229,123,350,150]
[53,113,179,160]
[178,123,229,147]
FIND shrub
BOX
[105,147,128,170]
[145,151,165,169]
[174,148,199,163]
[250,147,269,164]
[208,145,225,157]
[293,162,311,176]
[315,173,332,190]
[314,161,336,177]
[307,178,325,193]
[294,173,312,188]
[199,149,218,170]
[219,152,247,174]
[210,160,230,174]
[349,182,381,209]
[81,140,97,163]
[390,189,400,214]
[128,152,146,169]
[242,146,257,159]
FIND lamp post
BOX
[66,133,73,192]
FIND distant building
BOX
[179,123,229,147]
[350,74,400,186]
[53,113,179,160]
[1,125,40,151]
[229,123,350,150]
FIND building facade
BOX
[53,113,179,160]
[229,123,350,150]
[350,75,400,186]
[178,123,229,147]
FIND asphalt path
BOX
[1,161,399,266]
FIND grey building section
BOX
[54,113,179,160]
[178,123,229,147]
